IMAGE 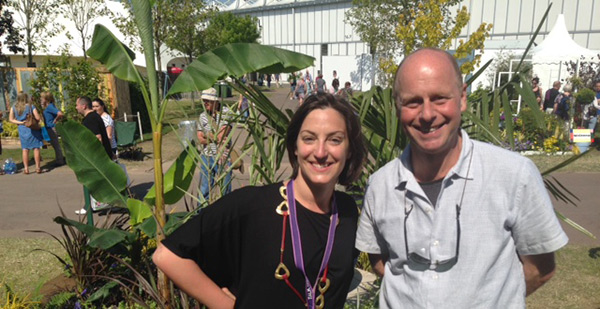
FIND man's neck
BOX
[410,135,463,183]
[83,109,94,117]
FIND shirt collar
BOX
[397,129,474,189]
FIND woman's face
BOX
[92,101,104,114]
[294,108,350,189]
[40,97,48,107]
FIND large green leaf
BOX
[87,24,143,86]
[87,24,154,128]
[144,147,197,205]
[127,198,153,226]
[54,217,133,250]
[56,120,127,206]
[168,43,315,96]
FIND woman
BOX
[153,93,366,309]
[9,92,44,174]
[92,98,117,157]
[40,92,65,166]
[295,77,307,104]
[532,77,543,109]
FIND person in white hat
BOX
[197,87,233,204]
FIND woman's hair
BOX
[286,93,366,186]
[532,77,539,84]
[41,91,54,103]
[93,98,106,112]
[15,92,29,114]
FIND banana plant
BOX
[67,0,314,304]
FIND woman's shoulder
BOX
[334,190,358,217]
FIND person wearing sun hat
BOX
[197,87,233,204]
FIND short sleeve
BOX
[511,160,568,255]
[355,182,384,254]
[161,188,248,287]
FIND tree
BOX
[163,0,214,64]
[565,55,600,91]
[0,0,22,55]
[346,0,492,86]
[203,11,260,51]
[395,0,492,74]
[59,0,109,60]
[9,0,63,66]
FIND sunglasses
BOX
[404,202,461,267]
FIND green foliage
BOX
[162,0,215,63]
[29,53,105,121]
[47,292,77,309]
[575,87,596,105]
[0,0,23,55]
[0,120,18,137]
[203,12,260,51]
[56,120,128,206]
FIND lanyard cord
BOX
[274,180,338,309]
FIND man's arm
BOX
[368,253,386,277]
[519,252,556,296]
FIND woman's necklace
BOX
[274,180,338,309]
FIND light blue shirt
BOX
[356,131,568,309]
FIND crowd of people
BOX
[538,78,600,132]
[287,69,353,104]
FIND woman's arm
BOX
[8,108,23,125]
[153,244,235,309]
[106,125,114,140]
[33,107,41,121]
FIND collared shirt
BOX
[355,131,568,309]
[197,105,232,156]
[43,103,60,128]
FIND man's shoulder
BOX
[369,157,402,184]
[471,139,535,171]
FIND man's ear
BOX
[460,84,468,112]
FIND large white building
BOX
[213,0,600,90]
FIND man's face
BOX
[75,99,85,115]
[203,99,216,112]
[594,82,600,93]
[395,50,467,159]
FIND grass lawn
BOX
[0,238,63,302]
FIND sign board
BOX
[570,129,594,143]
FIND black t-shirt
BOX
[82,111,113,159]
[544,88,560,110]
[162,182,359,309]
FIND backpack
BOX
[555,95,570,120]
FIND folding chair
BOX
[116,121,138,155]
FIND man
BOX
[76,96,113,159]
[75,96,116,215]
[543,80,562,114]
[197,88,233,204]
[553,84,573,131]
[588,81,600,131]
[355,48,568,308]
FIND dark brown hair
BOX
[286,93,366,185]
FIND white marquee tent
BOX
[531,14,599,88]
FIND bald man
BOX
[355,48,568,308]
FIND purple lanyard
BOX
[286,180,338,309]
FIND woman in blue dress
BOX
[9,92,44,174]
